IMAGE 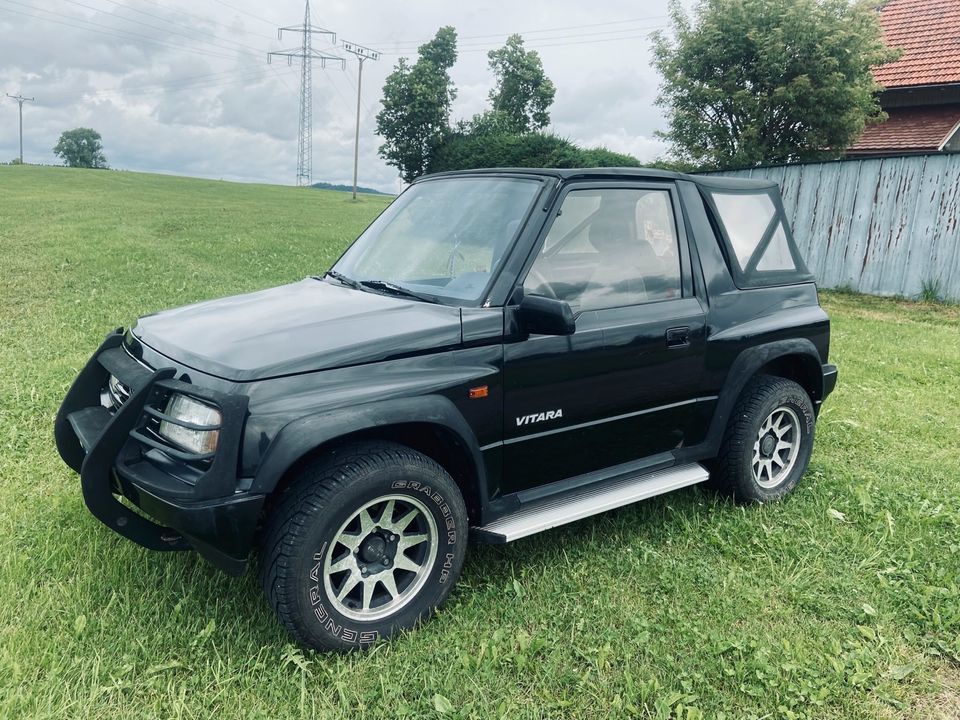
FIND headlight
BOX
[158,393,221,456]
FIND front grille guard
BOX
[118,376,248,500]
[55,329,249,550]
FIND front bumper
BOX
[54,329,263,575]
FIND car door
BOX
[501,182,707,495]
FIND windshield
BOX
[332,176,542,305]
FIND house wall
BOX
[706,153,960,301]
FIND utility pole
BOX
[6,93,34,164]
[267,0,344,187]
[342,41,380,200]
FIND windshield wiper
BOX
[359,280,438,304]
[321,270,361,290]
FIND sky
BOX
[0,0,689,193]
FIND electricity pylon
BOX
[268,0,344,187]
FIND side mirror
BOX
[518,294,576,336]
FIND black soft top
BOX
[423,166,778,191]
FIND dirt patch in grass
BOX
[919,667,960,720]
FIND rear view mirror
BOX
[518,294,576,336]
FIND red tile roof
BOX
[847,104,960,153]
[874,0,960,88]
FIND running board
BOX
[473,463,709,543]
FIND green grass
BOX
[1,165,958,719]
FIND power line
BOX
[89,66,293,98]
[73,0,274,55]
[379,27,668,57]
[383,24,668,54]
[0,1,251,62]
[88,66,260,96]
[372,14,669,46]
[319,64,356,113]
[133,0,276,41]
[269,64,296,92]
[0,2,298,113]
[209,0,278,28]
[51,0,261,60]
[460,29,668,53]
[5,92,34,163]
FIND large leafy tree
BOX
[652,0,898,169]
[487,34,556,133]
[53,128,108,168]
[376,27,458,182]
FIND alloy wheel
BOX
[322,495,438,622]
[752,406,801,489]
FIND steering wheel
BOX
[525,266,558,300]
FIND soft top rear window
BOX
[700,186,812,288]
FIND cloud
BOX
[0,0,681,190]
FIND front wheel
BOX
[259,442,468,651]
[714,375,815,503]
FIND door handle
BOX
[666,326,691,348]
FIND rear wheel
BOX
[714,375,815,503]
[259,441,468,651]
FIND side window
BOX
[710,191,796,273]
[755,222,795,271]
[524,188,682,311]
[541,194,601,255]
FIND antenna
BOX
[6,93,35,164]
[267,0,345,187]
[341,41,380,200]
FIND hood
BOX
[132,278,464,381]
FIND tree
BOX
[652,0,898,169]
[53,128,108,168]
[487,34,556,133]
[376,27,458,182]
[428,130,642,174]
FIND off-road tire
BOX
[714,375,815,503]
[259,441,468,652]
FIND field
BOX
[1,165,958,719]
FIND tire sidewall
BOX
[292,459,466,651]
[737,381,815,502]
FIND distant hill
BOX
[311,182,392,196]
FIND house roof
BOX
[847,104,960,153]
[874,0,960,88]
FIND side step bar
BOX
[473,463,709,543]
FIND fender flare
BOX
[250,394,488,503]
[702,338,824,455]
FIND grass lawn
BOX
[1,165,958,719]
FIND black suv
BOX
[56,168,837,651]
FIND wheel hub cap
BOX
[752,406,802,489]
[359,534,387,563]
[322,495,438,622]
[760,434,777,457]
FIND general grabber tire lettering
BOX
[259,441,468,652]
[714,375,815,503]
